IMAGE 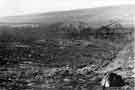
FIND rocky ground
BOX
[0,23,134,90]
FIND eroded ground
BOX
[0,23,134,90]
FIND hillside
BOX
[0,5,134,90]
[0,5,135,26]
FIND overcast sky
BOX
[0,0,135,17]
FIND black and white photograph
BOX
[0,0,134,90]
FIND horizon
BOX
[0,0,135,17]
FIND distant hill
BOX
[0,5,134,42]
[0,5,135,27]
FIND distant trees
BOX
[0,29,16,42]
[95,23,133,43]
[0,27,39,43]
[57,21,125,41]
[58,21,95,39]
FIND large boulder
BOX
[101,72,125,88]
